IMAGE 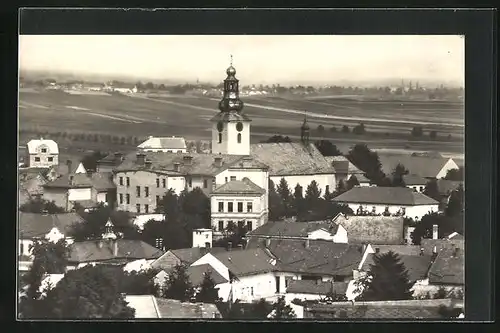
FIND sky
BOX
[19,35,464,86]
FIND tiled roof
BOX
[43,172,115,190]
[212,248,276,277]
[436,179,463,196]
[114,151,266,176]
[420,239,464,256]
[428,247,464,285]
[138,136,187,150]
[155,298,222,318]
[27,139,59,154]
[68,239,164,263]
[212,177,265,195]
[19,212,85,238]
[247,220,336,238]
[163,263,228,286]
[368,245,423,256]
[402,174,429,186]
[332,187,439,206]
[362,254,433,282]
[286,280,349,296]
[210,111,252,122]
[378,154,455,178]
[125,295,160,318]
[168,247,227,266]
[19,174,47,196]
[52,159,86,176]
[305,299,463,319]
[250,142,334,176]
[248,239,363,276]
[333,215,404,245]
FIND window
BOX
[20,242,24,255]
[237,202,243,212]
[34,157,40,162]
[225,177,228,183]
[119,193,123,204]
[48,157,53,162]
[145,204,149,213]
[238,221,244,228]
[218,202,224,212]
[188,178,192,187]
[419,186,424,192]
[126,177,130,187]
[251,287,254,296]
[136,204,141,213]
[162,179,166,188]
[167,150,173,153]
[136,186,141,197]
[247,202,253,212]
[230,176,236,181]
[275,277,280,293]
[156,195,160,205]
[218,133,222,143]
[237,133,242,143]
[145,186,149,197]
[156,178,160,188]
[203,179,208,188]
[41,148,47,153]
[325,185,330,193]
[126,194,130,204]
[246,221,253,231]
[228,202,233,212]
[218,221,224,231]
[119,177,123,186]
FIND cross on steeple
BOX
[230,54,233,66]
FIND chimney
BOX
[69,175,74,186]
[183,155,193,166]
[136,153,146,166]
[113,240,118,256]
[173,162,181,172]
[305,239,310,248]
[227,241,232,251]
[66,159,72,174]
[375,247,380,254]
[265,238,271,248]
[114,152,123,164]
[237,244,243,250]
[432,224,439,239]
[214,157,223,167]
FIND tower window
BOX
[237,133,242,143]
[218,133,222,143]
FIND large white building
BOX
[138,136,187,153]
[26,138,59,168]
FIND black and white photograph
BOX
[18,31,467,320]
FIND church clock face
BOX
[236,122,243,132]
[217,121,224,132]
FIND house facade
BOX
[26,138,59,168]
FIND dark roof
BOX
[169,247,226,266]
[210,111,252,122]
[286,280,348,296]
[305,299,463,319]
[248,239,363,276]
[19,174,47,195]
[428,247,464,285]
[368,245,423,256]
[212,177,265,195]
[19,212,85,238]
[250,142,334,176]
[247,220,336,239]
[378,154,455,178]
[113,151,266,176]
[436,179,463,196]
[333,215,404,245]
[155,298,222,318]
[362,254,433,282]
[420,239,464,256]
[402,174,429,186]
[68,239,164,263]
[172,263,228,286]
[52,158,85,176]
[332,187,439,206]
[324,156,363,175]
[213,248,276,277]
[43,172,115,190]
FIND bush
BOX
[411,126,424,137]
[352,123,366,135]
[429,131,437,139]
[341,125,350,133]
[317,125,325,133]
[330,126,337,132]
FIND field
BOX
[18,90,465,158]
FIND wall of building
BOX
[68,187,92,201]
[210,194,267,231]
[192,229,213,248]
[29,153,59,168]
[142,148,187,153]
[232,272,277,303]
[151,251,182,271]
[436,159,460,179]
[43,188,68,211]
[332,225,348,243]
[412,279,464,299]
[284,292,324,304]
[96,192,108,203]
[346,203,439,221]
[270,174,336,197]
[212,120,251,156]
[185,175,211,193]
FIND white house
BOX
[402,174,429,193]
[190,248,277,303]
[26,138,59,168]
[138,136,187,153]
[332,186,439,221]
[378,153,460,179]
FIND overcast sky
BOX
[19,35,464,85]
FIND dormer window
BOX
[41,148,47,153]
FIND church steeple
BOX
[211,56,251,156]
[300,110,310,146]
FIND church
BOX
[99,59,337,232]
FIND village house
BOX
[377,152,460,180]
[125,295,222,318]
[26,138,59,168]
[332,186,439,220]
[324,155,370,187]
[138,136,187,153]
[402,174,429,193]
[42,170,116,212]
[18,212,85,271]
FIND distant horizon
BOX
[19,35,464,87]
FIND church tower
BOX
[211,56,251,155]
[300,111,310,146]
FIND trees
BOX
[195,271,220,304]
[443,167,464,181]
[336,179,347,195]
[314,140,342,156]
[423,179,442,202]
[293,183,305,219]
[346,176,360,190]
[352,123,366,135]
[81,151,108,172]
[268,180,286,221]
[430,131,438,139]
[262,135,292,143]
[19,197,65,214]
[268,296,296,319]
[40,265,135,319]
[391,163,409,187]
[356,251,413,301]
[304,180,322,216]
[341,125,350,133]
[323,185,335,201]
[317,125,325,135]
[120,268,160,296]
[445,184,464,217]
[276,178,295,218]
[410,212,462,245]
[411,126,424,137]
[347,144,385,184]
[162,264,195,302]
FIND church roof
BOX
[250,142,334,176]
[210,112,251,122]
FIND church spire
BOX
[218,55,244,113]
[301,110,310,146]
